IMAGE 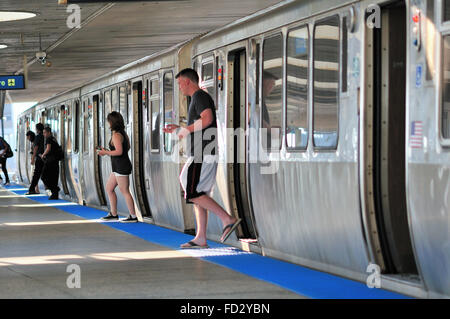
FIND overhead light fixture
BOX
[58,0,179,3]
[0,11,37,22]
[0,44,7,49]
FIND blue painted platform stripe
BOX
[3,184,411,299]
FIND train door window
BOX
[163,72,174,154]
[83,99,89,153]
[150,77,160,152]
[262,33,283,152]
[444,0,450,22]
[112,87,119,112]
[144,79,149,123]
[256,42,261,115]
[441,35,450,139]
[342,16,348,93]
[201,58,216,105]
[286,26,309,150]
[67,102,72,151]
[74,101,80,153]
[104,90,112,146]
[119,86,128,124]
[93,95,100,148]
[313,15,340,150]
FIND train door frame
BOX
[100,88,112,209]
[131,78,152,219]
[141,74,159,220]
[80,96,89,204]
[25,115,32,183]
[363,0,420,277]
[92,93,107,206]
[17,119,23,182]
[177,41,197,234]
[59,104,70,195]
[72,98,83,205]
[226,44,259,241]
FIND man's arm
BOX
[41,144,51,158]
[31,145,38,164]
[186,108,213,133]
[163,108,213,140]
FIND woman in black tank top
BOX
[97,111,137,223]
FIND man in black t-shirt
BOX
[40,126,60,200]
[187,87,217,160]
[163,68,241,248]
[26,123,45,195]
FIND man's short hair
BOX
[43,126,52,133]
[175,68,199,84]
[36,123,44,132]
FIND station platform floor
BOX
[0,184,411,299]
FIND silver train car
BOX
[16,0,450,298]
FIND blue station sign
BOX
[0,75,25,90]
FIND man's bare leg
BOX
[181,204,208,247]
[191,194,236,226]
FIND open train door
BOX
[226,47,259,244]
[362,0,420,284]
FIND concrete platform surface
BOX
[0,187,303,299]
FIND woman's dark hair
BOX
[26,131,35,142]
[107,111,125,132]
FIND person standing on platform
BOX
[163,68,241,248]
[0,136,12,185]
[26,123,45,194]
[97,111,138,223]
[40,126,60,200]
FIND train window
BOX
[444,0,450,22]
[119,86,127,124]
[104,90,112,146]
[313,15,340,150]
[163,72,174,153]
[441,35,450,139]
[150,77,159,97]
[67,102,72,151]
[202,62,214,82]
[83,100,90,153]
[144,80,149,123]
[93,96,100,148]
[262,33,283,152]
[74,101,80,153]
[286,26,309,150]
[112,87,119,112]
[342,16,348,93]
[256,42,260,114]
[202,59,216,106]
[150,78,160,152]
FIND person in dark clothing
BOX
[25,124,45,194]
[40,126,60,200]
[98,111,137,223]
[163,68,241,248]
[0,136,11,185]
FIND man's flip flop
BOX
[180,241,209,249]
[220,218,242,243]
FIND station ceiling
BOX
[0,0,281,104]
